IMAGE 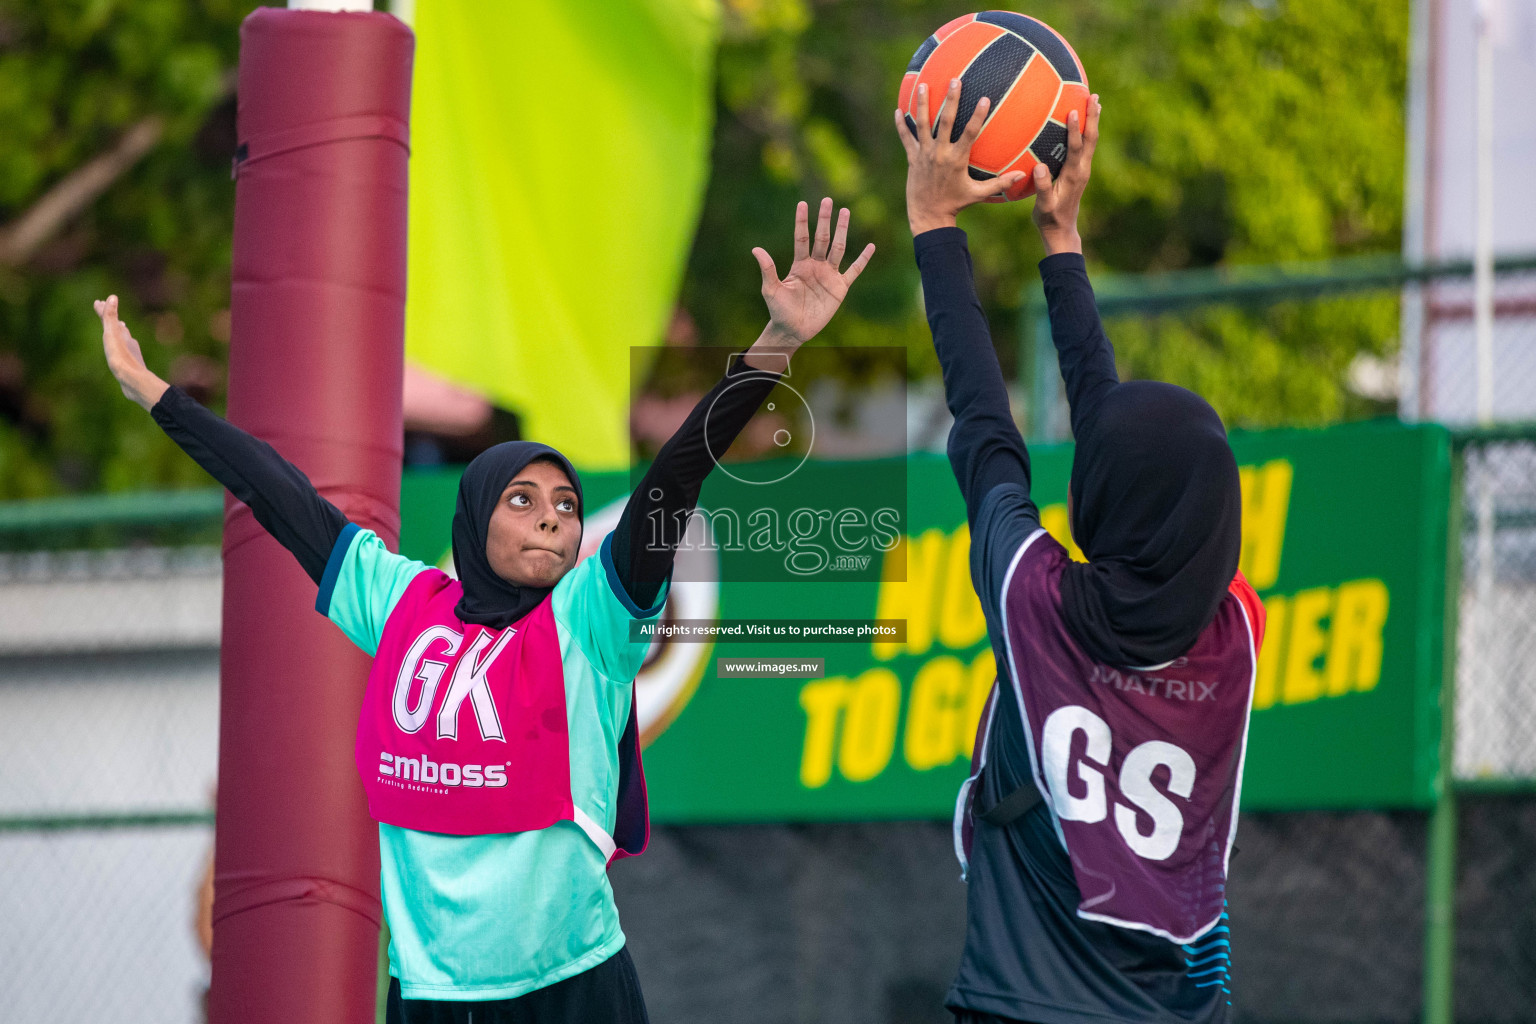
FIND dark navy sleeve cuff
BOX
[148,384,187,424]
[1038,251,1087,279]
[725,352,784,380]
[913,225,968,259]
[315,522,361,615]
[600,531,667,618]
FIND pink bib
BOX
[355,570,583,840]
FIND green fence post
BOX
[1424,447,1462,1024]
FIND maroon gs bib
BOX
[970,529,1265,943]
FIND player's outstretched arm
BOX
[610,200,874,608]
[742,197,874,369]
[896,79,1031,526]
[1030,96,1120,440]
[97,295,170,410]
[94,295,351,584]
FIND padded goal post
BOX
[215,9,412,1021]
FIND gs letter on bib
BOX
[994,531,1262,943]
[1040,706,1197,862]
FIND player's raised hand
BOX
[751,197,875,347]
[94,294,168,411]
[896,77,1028,236]
[1030,93,1101,255]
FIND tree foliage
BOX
[0,0,1409,498]
[0,0,254,500]
[685,0,1409,427]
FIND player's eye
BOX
[557,498,575,513]
[508,492,530,507]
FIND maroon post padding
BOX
[214,10,412,1022]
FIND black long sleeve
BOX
[914,227,1032,526]
[610,354,781,609]
[1039,251,1118,438]
[151,386,349,583]
[154,357,778,605]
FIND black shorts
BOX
[385,947,649,1024]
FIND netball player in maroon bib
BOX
[898,83,1264,1023]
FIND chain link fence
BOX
[0,824,214,1019]
[0,545,221,1023]
[1456,430,1536,783]
[1404,267,1536,425]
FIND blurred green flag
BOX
[405,0,719,468]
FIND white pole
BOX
[1473,0,1499,774]
[1475,0,1495,426]
[287,0,372,10]
[1399,0,1432,421]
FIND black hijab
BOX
[452,441,584,629]
[1059,381,1242,668]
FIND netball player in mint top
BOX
[897,82,1266,1024]
[96,199,873,1023]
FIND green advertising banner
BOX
[399,419,1451,818]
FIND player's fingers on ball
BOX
[967,171,999,197]
[1070,116,1095,172]
[1032,165,1056,207]
[829,206,850,267]
[1066,109,1082,153]
[842,242,875,285]
[961,96,991,145]
[751,247,781,294]
[792,201,810,261]
[935,77,962,144]
[1064,149,1087,183]
[1084,95,1101,149]
[1072,134,1095,177]
[979,170,1026,197]
[812,197,834,260]
[913,83,932,144]
[894,108,920,156]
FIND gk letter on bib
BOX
[356,571,572,836]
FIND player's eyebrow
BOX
[504,479,577,496]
